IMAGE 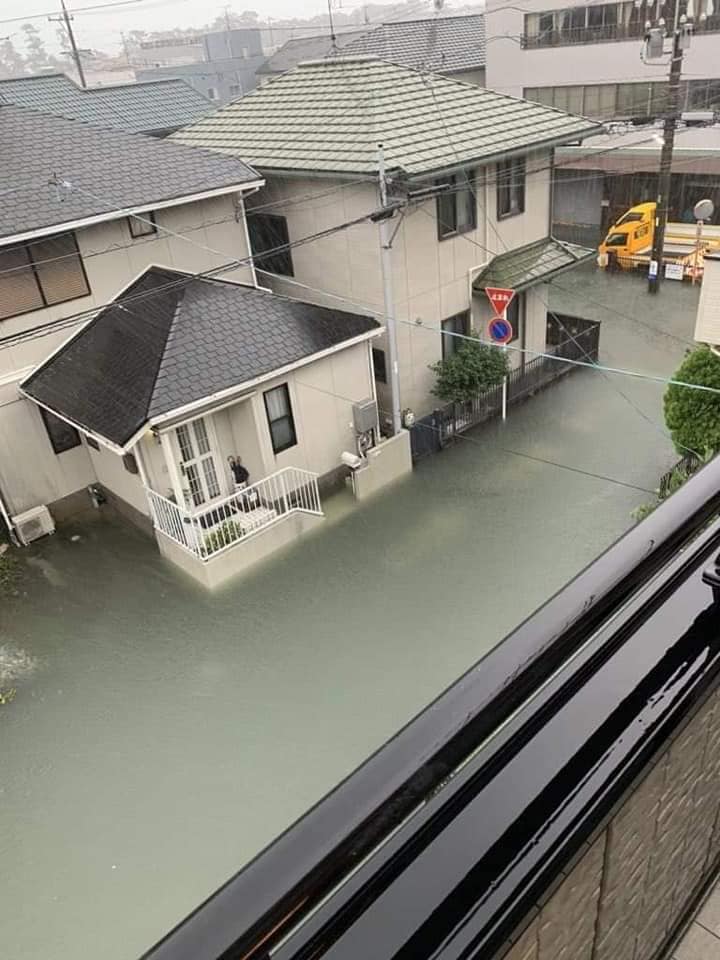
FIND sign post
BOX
[485,287,516,422]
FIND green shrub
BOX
[203,519,242,555]
[664,347,720,454]
[430,333,509,404]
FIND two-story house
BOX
[1,103,401,588]
[174,57,600,422]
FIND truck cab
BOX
[598,202,655,264]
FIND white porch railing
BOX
[146,467,323,561]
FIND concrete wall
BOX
[450,68,486,87]
[352,431,412,501]
[250,159,551,418]
[485,0,719,99]
[156,511,324,590]
[494,683,720,960]
[0,192,254,518]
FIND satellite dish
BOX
[694,198,715,221]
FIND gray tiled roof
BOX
[173,57,600,177]
[472,237,596,292]
[0,72,211,134]
[0,103,260,242]
[22,267,379,446]
[340,14,486,73]
[256,30,368,75]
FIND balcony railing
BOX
[522,16,720,47]
[146,466,322,561]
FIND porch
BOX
[144,466,324,589]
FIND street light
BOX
[692,198,715,285]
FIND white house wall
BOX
[0,192,254,519]
[251,159,551,416]
[86,441,150,518]
[485,0,719,98]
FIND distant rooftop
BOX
[256,30,369,76]
[340,14,486,74]
[0,72,212,136]
[174,57,600,178]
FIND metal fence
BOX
[410,320,600,461]
[146,467,322,560]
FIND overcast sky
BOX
[1,0,397,56]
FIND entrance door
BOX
[175,417,222,508]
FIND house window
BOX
[436,170,477,239]
[85,435,100,451]
[441,310,470,359]
[0,233,89,321]
[229,84,241,97]
[40,408,81,455]
[497,157,526,220]
[264,384,297,454]
[128,212,157,239]
[207,87,219,100]
[506,295,523,344]
[248,213,294,276]
[372,347,387,384]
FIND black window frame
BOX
[506,294,523,344]
[128,211,157,239]
[497,156,526,220]
[372,347,387,384]
[436,170,477,240]
[263,383,297,455]
[0,232,90,322]
[248,212,294,277]
[40,408,81,455]
[441,310,470,360]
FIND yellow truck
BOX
[598,202,720,279]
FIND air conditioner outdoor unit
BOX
[11,505,55,546]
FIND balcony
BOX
[522,16,720,48]
[146,466,323,587]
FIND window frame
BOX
[436,170,477,241]
[0,232,90,322]
[248,212,294,277]
[127,211,157,239]
[497,156,526,220]
[441,310,470,360]
[506,294,523,345]
[40,407,82,455]
[263,383,298,455]
[372,347,387,384]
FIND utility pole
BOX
[50,0,86,88]
[327,0,337,49]
[646,0,690,293]
[377,144,403,436]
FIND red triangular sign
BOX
[485,287,515,317]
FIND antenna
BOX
[327,0,337,48]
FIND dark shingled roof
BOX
[0,72,211,135]
[22,268,379,447]
[256,30,368,76]
[0,103,260,242]
[340,14,486,74]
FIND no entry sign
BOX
[487,316,513,344]
[485,286,515,317]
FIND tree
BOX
[430,333,509,405]
[0,38,26,79]
[664,346,720,454]
[21,23,54,72]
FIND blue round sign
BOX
[487,317,513,344]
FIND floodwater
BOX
[1,268,700,959]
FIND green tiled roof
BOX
[472,237,596,292]
[173,57,600,177]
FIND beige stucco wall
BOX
[250,158,551,418]
[495,683,720,960]
[0,191,254,518]
[86,442,149,517]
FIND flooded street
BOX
[1,268,700,960]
